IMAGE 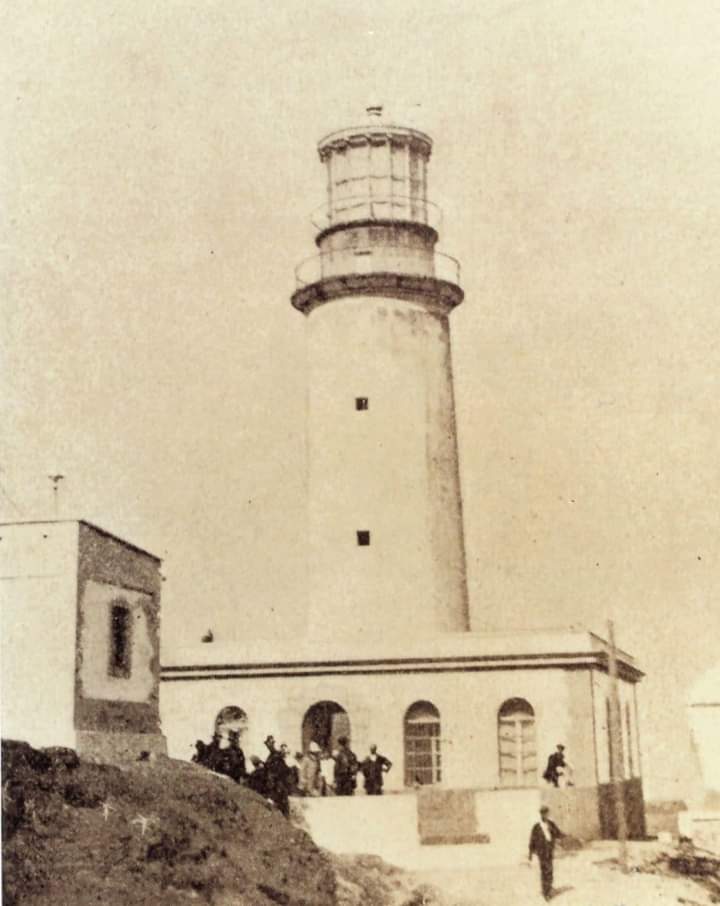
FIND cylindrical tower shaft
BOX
[292,109,469,642]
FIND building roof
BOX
[161,628,643,684]
[0,519,162,563]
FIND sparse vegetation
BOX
[2,739,336,906]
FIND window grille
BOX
[498,698,537,787]
[404,701,442,786]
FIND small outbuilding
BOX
[1,519,166,761]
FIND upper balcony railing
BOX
[311,194,443,232]
[294,247,462,288]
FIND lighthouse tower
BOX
[292,108,470,641]
[163,109,646,834]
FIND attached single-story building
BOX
[0,519,166,761]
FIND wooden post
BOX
[607,619,628,872]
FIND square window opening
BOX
[355,397,369,411]
[356,530,371,546]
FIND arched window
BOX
[404,701,441,787]
[214,706,248,740]
[498,698,537,787]
[302,701,350,753]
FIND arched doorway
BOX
[302,701,350,753]
[214,706,248,741]
[404,700,442,787]
[498,698,536,787]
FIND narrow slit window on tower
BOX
[356,530,371,546]
[109,602,132,678]
[355,397,368,411]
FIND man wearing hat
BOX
[528,805,564,900]
[542,744,567,788]
[333,735,359,796]
[264,735,290,817]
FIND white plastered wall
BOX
[0,522,79,748]
[78,579,155,704]
[591,670,642,783]
[306,295,468,641]
[161,666,586,791]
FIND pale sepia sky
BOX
[3,0,719,800]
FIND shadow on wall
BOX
[598,778,647,839]
[541,779,647,841]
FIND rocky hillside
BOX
[2,740,337,906]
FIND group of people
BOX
[192,731,392,817]
[192,730,567,899]
[306,739,393,797]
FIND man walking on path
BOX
[528,805,564,900]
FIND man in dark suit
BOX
[359,744,393,795]
[334,736,359,796]
[543,744,566,787]
[528,805,564,900]
[264,735,291,816]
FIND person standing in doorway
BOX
[319,749,335,795]
[359,744,392,795]
[528,805,564,900]
[300,741,322,796]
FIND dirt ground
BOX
[408,841,719,906]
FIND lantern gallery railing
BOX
[294,247,462,288]
[310,194,443,232]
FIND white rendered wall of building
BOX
[591,670,642,783]
[78,579,156,704]
[305,295,468,640]
[161,667,595,791]
[0,522,79,748]
[688,665,720,796]
[689,706,720,796]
